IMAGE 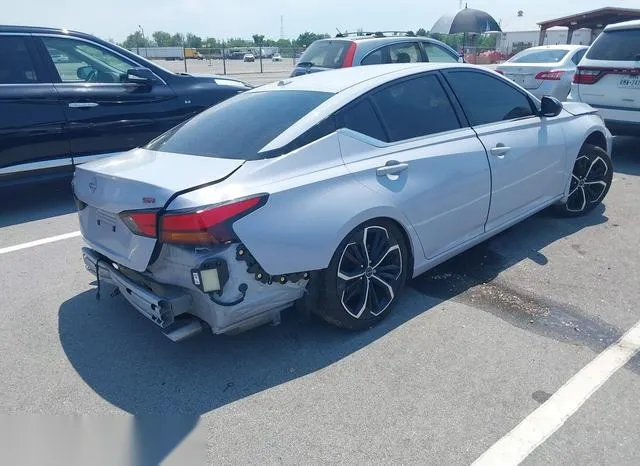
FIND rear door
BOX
[34,34,179,163]
[337,73,492,259]
[0,34,70,176]
[442,69,567,231]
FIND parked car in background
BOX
[272,53,283,62]
[568,19,640,136]
[74,62,613,342]
[0,25,251,186]
[290,31,462,77]
[243,53,255,62]
[495,44,589,100]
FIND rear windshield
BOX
[586,29,640,61]
[297,40,352,68]
[145,90,333,160]
[509,49,570,63]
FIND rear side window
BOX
[145,90,333,160]
[370,74,461,142]
[337,98,387,141]
[445,70,535,126]
[0,36,39,84]
[586,29,640,61]
[509,49,570,63]
[297,40,351,68]
[424,43,459,63]
[361,42,422,65]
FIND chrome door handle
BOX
[490,145,511,156]
[68,102,99,108]
[376,162,408,177]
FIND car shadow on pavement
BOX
[611,136,639,177]
[0,179,76,228]
[57,204,612,463]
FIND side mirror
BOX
[540,95,563,117]
[77,65,96,80]
[124,67,156,85]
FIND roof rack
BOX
[335,30,416,38]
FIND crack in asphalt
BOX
[410,241,640,376]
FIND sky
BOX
[4,0,637,42]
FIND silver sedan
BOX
[72,62,613,342]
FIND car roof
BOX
[251,62,467,94]
[604,19,640,31]
[521,44,588,51]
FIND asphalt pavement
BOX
[0,126,638,465]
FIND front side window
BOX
[146,90,334,160]
[424,43,458,63]
[0,36,39,84]
[41,37,135,83]
[370,74,461,142]
[444,70,535,126]
[362,42,421,65]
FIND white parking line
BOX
[472,318,640,466]
[0,231,81,255]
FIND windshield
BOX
[297,40,352,68]
[145,90,333,160]
[509,49,570,63]
[586,29,640,61]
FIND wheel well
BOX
[369,216,415,277]
[583,131,607,152]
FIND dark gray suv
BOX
[290,31,463,77]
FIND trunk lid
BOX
[498,63,568,90]
[73,148,245,272]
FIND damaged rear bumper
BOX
[82,247,193,329]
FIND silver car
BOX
[496,45,589,100]
[73,63,613,342]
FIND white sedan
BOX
[73,63,613,342]
[496,44,589,100]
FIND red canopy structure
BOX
[537,7,640,45]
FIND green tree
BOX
[170,33,184,46]
[121,31,151,50]
[152,31,171,47]
[416,28,427,36]
[185,33,203,48]
[202,37,219,48]
[295,32,329,47]
[252,34,265,45]
[225,37,252,47]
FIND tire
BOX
[554,144,613,217]
[316,219,410,330]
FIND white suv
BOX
[568,19,640,136]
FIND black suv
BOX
[0,25,252,186]
[291,31,463,77]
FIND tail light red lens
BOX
[535,70,564,80]
[573,68,603,85]
[341,42,357,68]
[119,210,158,237]
[159,194,268,245]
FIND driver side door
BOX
[34,35,177,162]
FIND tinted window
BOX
[337,98,387,141]
[370,75,461,142]
[586,29,640,61]
[41,37,135,83]
[571,49,587,65]
[424,43,458,63]
[146,90,333,160]
[445,71,535,126]
[298,40,351,68]
[509,49,570,63]
[361,42,422,65]
[0,36,39,84]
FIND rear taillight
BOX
[341,42,357,67]
[159,194,268,245]
[119,210,158,237]
[535,70,564,80]
[573,67,604,85]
